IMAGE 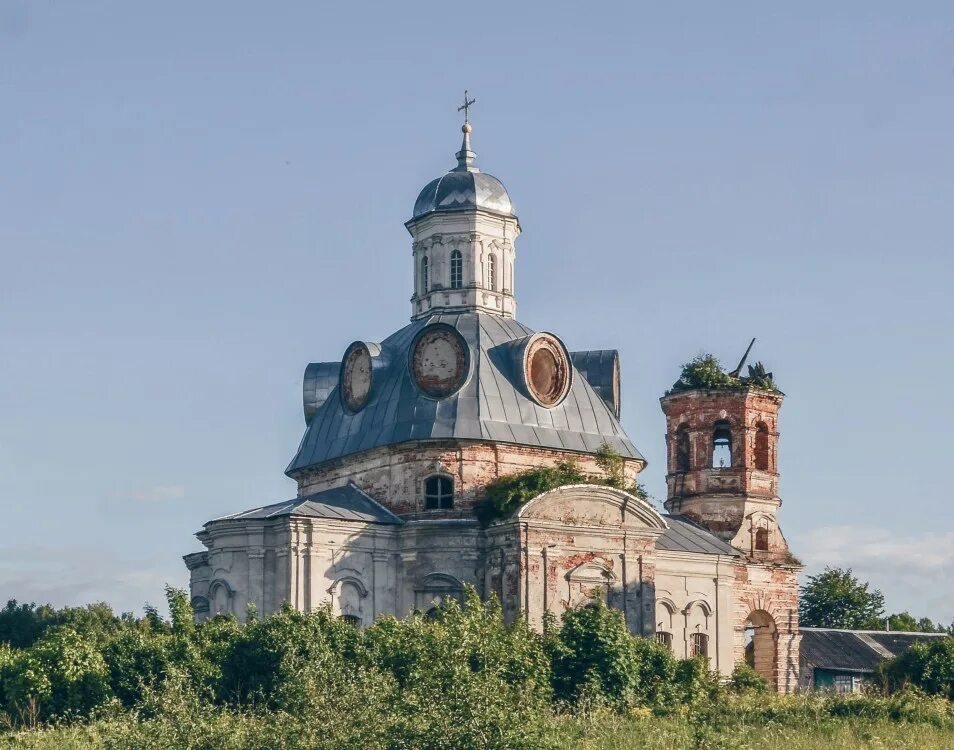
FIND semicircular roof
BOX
[287,313,642,475]
[412,170,514,219]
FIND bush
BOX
[882,638,954,699]
[548,598,690,710]
[0,627,111,726]
[728,662,769,693]
[217,604,361,708]
[474,446,649,526]
[474,461,586,526]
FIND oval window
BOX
[524,333,571,407]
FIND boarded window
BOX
[754,421,770,470]
[450,250,462,289]
[655,631,673,650]
[675,424,690,471]
[424,475,454,510]
[690,632,709,658]
[712,421,732,468]
[755,527,769,551]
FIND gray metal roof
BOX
[303,362,339,424]
[412,170,514,220]
[570,350,620,418]
[800,628,949,673]
[409,126,515,221]
[657,514,740,556]
[210,483,403,526]
[287,313,643,475]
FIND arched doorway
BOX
[744,610,778,687]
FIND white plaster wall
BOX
[654,551,737,677]
[408,209,519,320]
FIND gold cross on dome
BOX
[457,90,476,123]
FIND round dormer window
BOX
[409,324,470,399]
[525,334,571,407]
[340,342,373,413]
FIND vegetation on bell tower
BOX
[668,353,780,395]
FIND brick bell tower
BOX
[659,347,791,562]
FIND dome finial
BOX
[454,90,478,172]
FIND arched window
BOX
[424,475,454,510]
[487,254,497,291]
[690,632,709,658]
[712,420,732,469]
[655,631,673,650]
[755,422,770,470]
[755,527,769,551]
[340,614,361,628]
[421,256,429,294]
[675,424,691,472]
[450,250,462,289]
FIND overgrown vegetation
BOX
[474,444,650,526]
[668,352,780,394]
[2,587,954,749]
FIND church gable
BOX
[517,484,667,531]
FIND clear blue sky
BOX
[2,1,952,621]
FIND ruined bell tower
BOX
[659,355,790,562]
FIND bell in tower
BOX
[659,348,791,562]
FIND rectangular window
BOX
[833,674,859,694]
[690,632,709,658]
[655,632,673,650]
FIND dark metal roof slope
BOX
[210,483,403,526]
[800,629,949,672]
[657,514,740,556]
[570,350,620,418]
[287,313,643,474]
[867,632,949,653]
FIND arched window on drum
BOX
[424,475,454,510]
[450,250,463,289]
[486,254,497,291]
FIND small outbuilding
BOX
[799,628,949,693]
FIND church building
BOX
[184,114,802,692]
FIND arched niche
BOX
[414,572,464,613]
[328,573,368,622]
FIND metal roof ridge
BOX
[800,627,950,636]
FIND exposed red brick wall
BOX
[292,440,645,515]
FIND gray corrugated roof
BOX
[210,483,403,526]
[800,628,949,672]
[287,313,643,475]
[657,514,740,556]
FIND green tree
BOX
[799,567,885,629]
[881,637,954,698]
[0,626,111,725]
[548,597,683,709]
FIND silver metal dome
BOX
[410,125,516,220]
